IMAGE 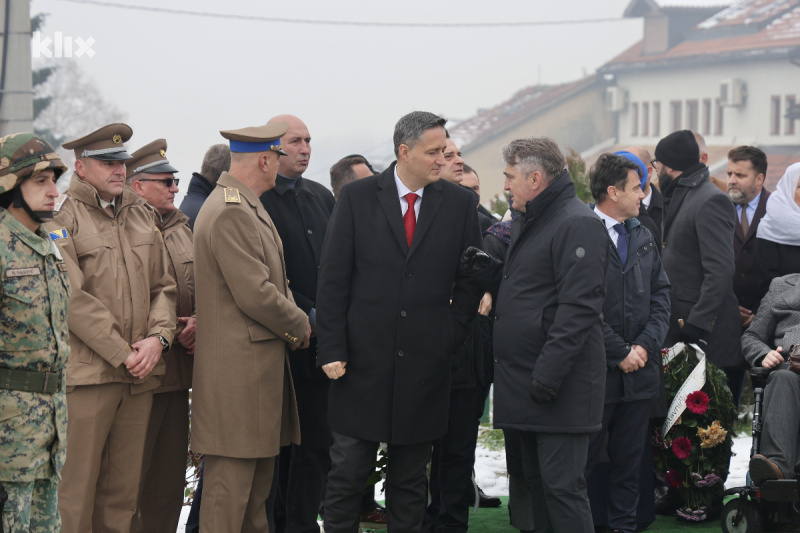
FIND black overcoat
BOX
[661,163,742,368]
[315,163,483,445]
[261,174,335,383]
[492,171,610,434]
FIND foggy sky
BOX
[32,0,726,200]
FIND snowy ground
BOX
[175,434,751,531]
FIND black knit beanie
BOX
[655,130,700,172]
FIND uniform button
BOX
[307,229,313,234]
[494,315,500,321]
[405,271,412,278]
[398,350,404,357]
[503,272,509,279]
[400,311,407,317]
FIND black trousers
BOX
[519,431,594,533]
[324,431,431,533]
[274,379,331,533]
[422,387,482,533]
[585,400,652,533]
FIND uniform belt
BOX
[0,368,62,394]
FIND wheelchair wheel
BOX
[721,497,763,533]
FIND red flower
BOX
[667,469,683,489]
[672,437,693,460]
[686,391,710,415]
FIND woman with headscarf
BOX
[754,163,800,299]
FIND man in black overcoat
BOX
[468,137,611,533]
[316,111,483,533]
[656,130,742,381]
[259,114,337,533]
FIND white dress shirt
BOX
[394,167,424,219]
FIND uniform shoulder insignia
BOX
[49,228,69,240]
[53,194,68,212]
[224,187,241,204]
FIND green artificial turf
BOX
[359,497,723,532]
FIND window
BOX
[715,99,724,136]
[631,103,639,136]
[702,99,712,135]
[670,101,682,131]
[771,96,781,135]
[653,102,661,136]
[642,102,650,136]
[686,100,699,131]
[787,95,796,135]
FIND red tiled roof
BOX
[606,0,800,68]
[449,77,597,151]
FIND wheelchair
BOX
[721,367,800,533]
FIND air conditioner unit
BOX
[719,79,746,107]
[605,86,628,112]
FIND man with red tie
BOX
[316,111,483,533]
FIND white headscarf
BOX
[757,162,800,246]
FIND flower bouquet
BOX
[652,343,735,522]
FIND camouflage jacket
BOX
[0,207,70,481]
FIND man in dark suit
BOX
[624,146,663,252]
[656,130,742,382]
[585,153,671,533]
[727,146,770,329]
[316,111,483,533]
[259,114,338,533]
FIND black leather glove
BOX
[529,378,558,405]
[679,322,708,346]
[460,246,492,275]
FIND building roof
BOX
[604,0,800,71]
[448,76,597,152]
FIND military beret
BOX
[62,123,133,161]
[126,139,178,179]
[220,122,288,155]
[0,132,67,195]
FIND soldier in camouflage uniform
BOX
[0,133,70,533]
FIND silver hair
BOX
[200,144,231,186]
[393,111,447,157]
[502,137,566,182]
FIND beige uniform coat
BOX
[191,172,307,458]
[47,175,176,393]
[155,209,194,393]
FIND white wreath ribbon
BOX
[661,342,707,436]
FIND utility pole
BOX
[0,0,32,136]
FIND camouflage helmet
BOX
[0,133,67,195]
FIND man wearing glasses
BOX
[126,139,196,533]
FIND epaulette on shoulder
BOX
[224,187,241,204]
[53,194,69,213]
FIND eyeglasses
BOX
[139,178,179,187]
[650,159,658,167]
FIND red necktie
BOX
[403,193,418,248]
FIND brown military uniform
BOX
[135,208,194,533]
[48,175,176,533]
[192,171,307,532]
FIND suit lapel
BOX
[376,167,409,254]
[746,189,770,243]
[408,180,442,258]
